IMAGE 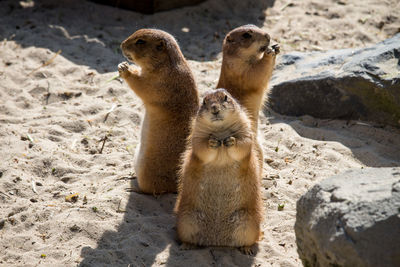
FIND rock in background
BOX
[269,34,400,127]
[295,167,400,267]
[90,0,206,14]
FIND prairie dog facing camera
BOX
[119,29,199,194]
[175,89,263,254]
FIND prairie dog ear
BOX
[226,35,234,43]
[156,40,165,51]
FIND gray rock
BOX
[295,167,400,267]
[90,0,206,14]
[269,34,400,127]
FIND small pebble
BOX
[69,224,81,232]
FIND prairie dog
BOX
[119,29,199,194]
[217,24,279,132]
[175,89,263,254]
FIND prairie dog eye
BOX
[135,39,146,45]
[242,32,252,39]
[203,98,207,105]
[224,95,228,102]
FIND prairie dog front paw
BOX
[265,44,280,56]
[223,136,236,147]
[118,61,130,78]
[208,136,221,149]
[271,44,280,54]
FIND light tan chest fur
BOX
[195,163,243,220]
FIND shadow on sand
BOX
[265,110,400,168]
[79,182,260,266]
[0,0,275,73]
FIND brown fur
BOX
[119,29,199,194]
[175,89,263,254]
[217,24,279,132]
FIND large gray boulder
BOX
[269,34,400,127]
[90,0,206,13]
[295,167,400,267]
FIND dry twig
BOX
[99,135,108,154]
[116,199,126,213]
[31,180,37,194]
[103,104,117,123]
[28,49,62,76]
[0,191,11,199]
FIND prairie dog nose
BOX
[211,104,220,115]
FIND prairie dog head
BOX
[197,89,241,126]
[223,25,270,61]
[120,29,182,71]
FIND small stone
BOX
[81,138,89,146]
[265,159,274,164]
[278,203,285,211]
[8,217,16,225]
[61,177,72,183]
[69,224,81,232]
[83,195,87,205]
[65,193,79,203]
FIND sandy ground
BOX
[1,0,400,266]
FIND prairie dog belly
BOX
[194,163,244,245]
[199,164,241,201]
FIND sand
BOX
[1,0,399,266]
